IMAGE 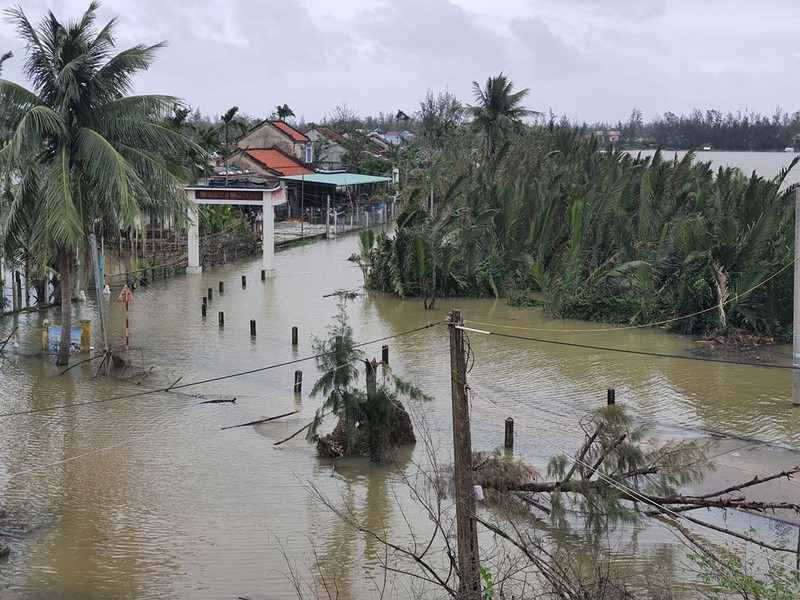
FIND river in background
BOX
[2,150,800,599]
[629,149,800,187]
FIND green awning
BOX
[279,172,392,186]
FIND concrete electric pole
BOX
[448,309,482,598]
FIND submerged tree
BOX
[0,2,201,363]
[307,403,800,599]
[307,300,429,461]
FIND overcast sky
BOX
[1,0,799,125]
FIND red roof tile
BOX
[309,126,345,144]
[270,121,310,143]
[246,149,313,176]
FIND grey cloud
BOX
[2,0,800,125]
[351,0,509,78]
[509,16,593,79]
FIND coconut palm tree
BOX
[274,103,295,121]
[0,51,11,74]
[220,105,247,145]
[468,72,537,155]
[0,2,201,364]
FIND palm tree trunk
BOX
[712,261,729,331]
[57,246,73,366]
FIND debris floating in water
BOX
[322,289,362,299]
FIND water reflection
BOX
[1,232,799,598]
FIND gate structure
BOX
[183,184,286,276]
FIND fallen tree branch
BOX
[221,410,297,430]
[0,326,18,352]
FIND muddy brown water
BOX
[1,232,799,599]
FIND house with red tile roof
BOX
[236,120,312,162]
[231,148,313,178]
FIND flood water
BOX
[629,149,800,187]
[2,228,800,598]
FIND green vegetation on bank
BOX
[361,84,798,339]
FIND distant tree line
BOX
[598,106,800,151]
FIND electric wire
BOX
[466,326,795,370]
[463,379,800,580]
[465,259,795,334]
[447,318,800,574]
[3,359,361,480]
[0,322,440,418]
[456,320,799,459]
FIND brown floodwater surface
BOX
[1,232,799,598]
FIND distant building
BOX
[595,129,621,144]
[305,125,347,170]
[230,148,313,178]
[236,120,312,163]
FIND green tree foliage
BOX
[220,105,247,145]
[0,2,201,363]
[307,301,429,461]
[274,103,295,120]
[468,72,537,155]
[198,205,249,235]
[0,51,11,75]
[368,116,798,338]
[642,107,800,151]
[418,88,464,152]
[689,544,800,600]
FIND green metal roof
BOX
[279,172,392,186]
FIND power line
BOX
[0,322,440,418]
[465,327,794,370]
[465,381,800,580]
[466,259,794,334]
[3,359,360,479]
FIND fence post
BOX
[294,370,302,393]
[504,417,514,449]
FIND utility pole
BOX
[448,309,481,599]
[794,186,800,405]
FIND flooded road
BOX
[1,232,799,599]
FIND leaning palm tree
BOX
[468,72,537,155]
[0,2,201,364]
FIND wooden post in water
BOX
[250,320,256,336]
[326,195,331,237]
[261,269,266,281]
[504,417,514,449]
[219,281,224,293]
[382,344,389,365]
[242,275,247,288]
[202,296,207,306]
[607,388,616,405]
[218,311,224,327]
[291,326,298,347]
[201,303,206,318]
[294,370,302,393]
[207,287,212,301]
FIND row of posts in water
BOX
[500,388,617,450]
[195,269,620,453]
